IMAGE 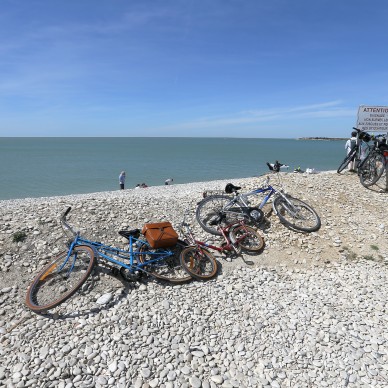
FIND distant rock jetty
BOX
[298,137,346,141]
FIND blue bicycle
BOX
[26,207,190,312]
[196,161,321,235]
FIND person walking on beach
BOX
[119,171,126,190]
[345,131,357,171]
[165,178,173,185]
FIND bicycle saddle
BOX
[225,183,241,194]
[119,229,141,240]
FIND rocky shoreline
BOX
[0,171,387,387]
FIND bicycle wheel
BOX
[138,240,191,283]
[337,147,357,173]
[180,246,218,280]
[230,225,264,252]
[273,195,321,232]
[196,194,244,236]
[26,245,95,312]
[359,152,385,187]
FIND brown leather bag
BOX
[141,222,178,248]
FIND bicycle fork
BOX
[228,225,243,254]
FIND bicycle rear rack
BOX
[202,190,226,198]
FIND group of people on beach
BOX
[119,171,173,190]
[134,183,148,189]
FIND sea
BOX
[0,137,346,201]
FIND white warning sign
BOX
[356,105,388,132]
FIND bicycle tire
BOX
[359,152,385,187]
[337,147,357,173]
[180,246,218,280]
[196,194,244,236]
[229,225,264,252]
[26,245,95,312]
[273,195,321,232]
[138,239,191,283]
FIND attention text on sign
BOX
[357,105,388,132]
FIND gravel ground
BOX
[0,171,387,387]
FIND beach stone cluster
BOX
[0,171,387,387]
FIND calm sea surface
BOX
[0,137,345,200]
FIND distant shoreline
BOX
[298,137,346,141]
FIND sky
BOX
[1,0,388,138]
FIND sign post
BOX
[356,105,388,191]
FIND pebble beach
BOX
[0,171,387,388]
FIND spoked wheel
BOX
[138,240,191,283]
[26,245,96,312]
[359,153,385,187]
[273,195,321,232]
[180,246,218,280]
[230,225,264,252]
[337,148,356,173]
[196,195,243,236]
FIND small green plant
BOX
[370,245,379,251]
[12,231,27,243]
[362,254,375,261]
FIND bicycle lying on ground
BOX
[26,207,194,312]
[177,211,264,279]
[196,161,321,235]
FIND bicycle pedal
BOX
[119,267,141,282]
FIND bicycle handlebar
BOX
[63,206,71,219]
[353,127,387,138]
[60,207,78,237]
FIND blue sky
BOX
[1,0,388,138]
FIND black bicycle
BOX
[358,135,388,187]
[337,127,372,174]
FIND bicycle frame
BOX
[215,171,312,224]
[61,212,175,276]
[180,214,254,254]
[236,184,276,209]
[224,175,290,213]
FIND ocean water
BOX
[0,137,346,200]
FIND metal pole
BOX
[386,132,388,191]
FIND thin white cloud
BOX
[245,101,344,116]
[174,102,355,129]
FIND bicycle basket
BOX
[141,222,178,248]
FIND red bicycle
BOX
[178,212,264,280]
